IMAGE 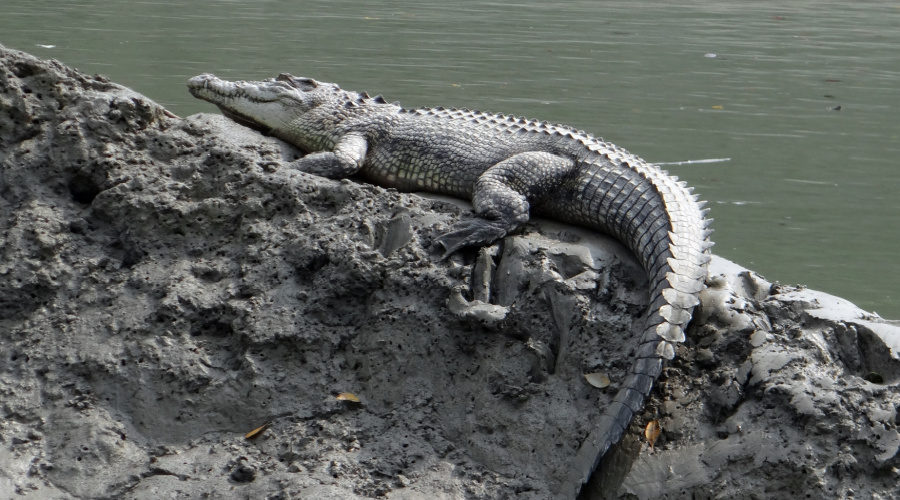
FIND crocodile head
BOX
[187,73,338,135]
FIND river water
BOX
[2,1,898,318]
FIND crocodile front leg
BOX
[438,151,575,257]
[289,132,368,178]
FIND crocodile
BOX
[187,73,713,494]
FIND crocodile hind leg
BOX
[437,151,575,257]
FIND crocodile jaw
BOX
[187,73,310,134]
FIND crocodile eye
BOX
[277,74,318,91]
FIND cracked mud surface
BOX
[1,45,898,499]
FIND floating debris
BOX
[656,158,731,166]
[784,178,837,186]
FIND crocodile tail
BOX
[555,154,713,494]
[567,266,709,484]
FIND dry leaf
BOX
[583,372,610,389]
[336,392,361,403]
[645,419,661,448]
[244,421,271,440]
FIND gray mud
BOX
[1,44,898,499]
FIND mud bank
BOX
[1,44,898,499]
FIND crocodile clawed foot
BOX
[436,218,509,259]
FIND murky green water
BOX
[2,0,898,317]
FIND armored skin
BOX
[188,73,713,493]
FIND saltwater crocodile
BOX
[187,73,713,494]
